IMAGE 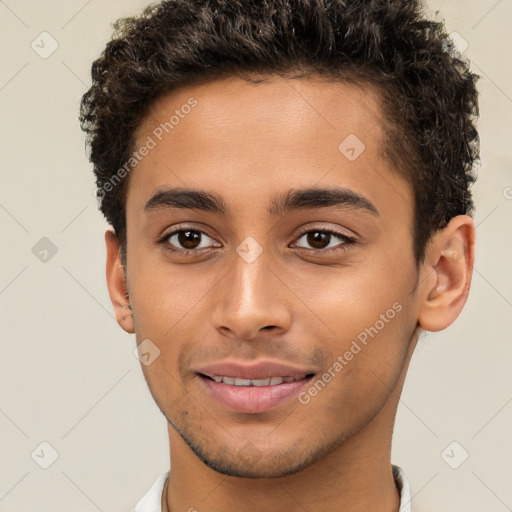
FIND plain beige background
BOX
[0,0,511,510]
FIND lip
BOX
[195,359,315,414]
[195,359,316,380]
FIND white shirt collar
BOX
[133,470,168,512]
[393,465,412,512]
[134,465,412,512]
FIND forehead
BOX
[137,74,383,150]
[127,74,411,218]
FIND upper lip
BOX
[195,359,316,380]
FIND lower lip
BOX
[199,375,313,414]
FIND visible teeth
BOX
[208,375,303,386]
[252,378,271,386]
[234,378,252,386]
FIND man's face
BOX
[122,75,422,477]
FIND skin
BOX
[105,75,475,512]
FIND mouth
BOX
[195,360,316,414]
[200,374,312,386]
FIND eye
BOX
[294,229,357,252]
[160,228,220,252]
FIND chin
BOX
[178,425,340,478]
[195,451,316,478]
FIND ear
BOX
[105,228,134,334]
[417,215,476,332]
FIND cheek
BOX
[126,247,219,334]
[127,255,224,396]
[300,309,412,434]
[290,257,414,399]
[290,259,412,343]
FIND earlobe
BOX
[418,215,476,332]
[105,228,135,334]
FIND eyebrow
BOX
[144,186,379,217]
[269,187,379,217]
[145,188,228,214]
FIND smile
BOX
[194,360,316,414]
[202,374,309,386]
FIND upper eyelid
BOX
[292,230,356,250]
[295,225,355,238]
[162,227,218,246]
[293,224,359,247]
[161,224,216,239]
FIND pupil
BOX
[308,232,330,249]
[178,230,201,249]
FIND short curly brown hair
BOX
[79,0,479,266]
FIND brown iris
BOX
[306,231,332,250]
[177,230,202,249]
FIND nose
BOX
[211,247,292,341]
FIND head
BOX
[80,0,478,478]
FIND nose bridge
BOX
[212,239,291,340]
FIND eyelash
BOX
[294,227,357,253]
[158,225,357,256]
